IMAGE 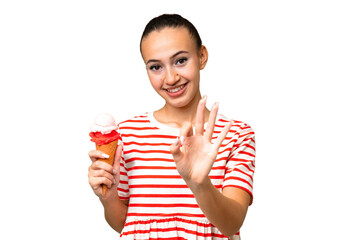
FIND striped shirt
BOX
[117,112,255,240]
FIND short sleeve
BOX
[117,135,129,200]
[222,122,255,205]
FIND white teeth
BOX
[167,84,185,93]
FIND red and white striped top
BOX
[117,112,255,240]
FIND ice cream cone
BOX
[90,113,120,195]
[95,140,118,195]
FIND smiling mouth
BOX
[164,83,188,93]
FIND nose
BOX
[164,67,180,86]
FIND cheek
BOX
[177,64,200,82]
[148,72,163,91]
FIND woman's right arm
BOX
[100,195,128,233]
[88,144,128,233]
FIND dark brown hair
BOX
[140,14,202,52]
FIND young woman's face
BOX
[141,27,207,109]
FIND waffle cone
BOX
[96,140,118,195]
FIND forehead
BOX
[141,27,198,61]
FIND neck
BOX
[154,93,210,129]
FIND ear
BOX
[199,45,208,70]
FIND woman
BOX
[88,14,255,239]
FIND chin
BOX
[166,99,187,108]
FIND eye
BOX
[176,57,187,65]
[149,65,162,71]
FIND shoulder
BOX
[217,114,255,138]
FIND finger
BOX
[170,137,184,161]
[92,168,115,181]
[195,96,207,135]
[89,176,102,193]
[89,150,110,162]
[113,141,123,174]
[91,160,115,174]
[205,102,219,141]
[180,122,193,138]
[214,121,233,149]
[90,176,114,190]
[89,173,113,192]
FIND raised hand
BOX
[170,97,232,186]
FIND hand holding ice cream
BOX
[89,113,121,195]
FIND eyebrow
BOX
[146,50,189,65]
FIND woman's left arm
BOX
[187,179,251,237]
[170,96,254,237]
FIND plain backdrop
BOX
[1,0,359,239]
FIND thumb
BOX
[170,137,183,161]
[113,140,123,172]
